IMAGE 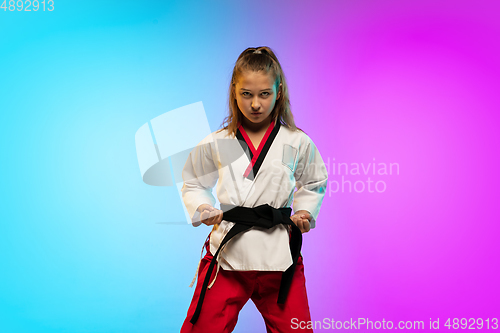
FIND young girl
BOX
[180,46,328,333]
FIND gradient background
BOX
[1,0,499,332]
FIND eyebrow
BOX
[239,88,273,91]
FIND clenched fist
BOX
[290,210,312,233]
[197,204,223,226]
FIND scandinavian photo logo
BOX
[325,157,400,195]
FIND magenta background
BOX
[282,0,500,327]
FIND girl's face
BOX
[234,70,281,129]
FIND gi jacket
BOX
[182,121,328,272]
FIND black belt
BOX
[190,203,303,324]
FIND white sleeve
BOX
[292,137,328,229]
[181,138,219,226]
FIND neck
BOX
[241,115,273,133]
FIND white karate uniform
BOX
[182,121,328,272]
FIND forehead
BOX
[235,70,276,89]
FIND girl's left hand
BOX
[291,210,312,233]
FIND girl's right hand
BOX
[197,204,223,226]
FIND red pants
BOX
[181,240,313,333]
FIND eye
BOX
[242,92,251,97]
[261,91,270,97]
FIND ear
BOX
[277,83,282,100]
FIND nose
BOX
[251,97,260,110]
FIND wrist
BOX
[197,204,212,212]
[293,210,312,222]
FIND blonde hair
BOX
[219,46,300,136]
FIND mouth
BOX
[251,112,262,116]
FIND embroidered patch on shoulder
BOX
[282,144,298,172]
